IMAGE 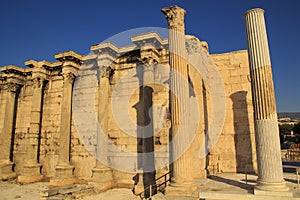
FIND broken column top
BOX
[244,8,264,16]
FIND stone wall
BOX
[0,32,257,187]
[209,50,257,174]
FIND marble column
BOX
[91,66,114,192]
[0,83,19,180]
[162,5,196,192]
[244,8,289,193]
[18,77,44,183]
[51,71,76,186]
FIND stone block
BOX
[0,162,16,180]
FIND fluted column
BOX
[91,66,113,190]
[0,83,19,180]
[162,5,195,191]
[18,77,44,183]
[244,8,289,193]
[51,71,76,186]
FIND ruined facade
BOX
[0,5,259,193]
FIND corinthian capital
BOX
[4,82,20,93]
[62,72,76,84]
[138,57,157,72]
[161,5,186,30]
[31,77,44,89]
[100,66,114,79]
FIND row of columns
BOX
[0,5,288,196]
[0,54,88,185]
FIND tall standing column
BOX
[51,71,76,186]
[244,8,289,193]
[162,5,196,192]
[91,66,114,192]
[140,58,156,198]
[141,58,155,173]
[0,82,19,180]
[18,76,44,183]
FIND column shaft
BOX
[57,72,74,167]
[96,67,110,167]
[51,72,76,186]
[142,64,155,172]
[0,85,17,160]
[0,83,18,180]
[162,6,195,187]
[91,66,113,189]
[27,79,43,162]
[244,8,288,192]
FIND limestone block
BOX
[72,155,95,179]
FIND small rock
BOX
[14,195,21,199]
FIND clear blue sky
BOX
[0,0,299,112]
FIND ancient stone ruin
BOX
[0,5,288,199]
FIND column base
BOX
[0,162,16,181]
[89,167,114,193]
[89,167,115,193]
[165,179,197,197]
[91,167,113,182]
[50,165,75,187]
[17,163,43,184]
[133,171,144,195]
[254,180,291,196]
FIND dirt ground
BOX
[0,180,140,200]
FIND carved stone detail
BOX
[161,6,186,30]
[185,37,202,54]
[138,57,157,72]
[100,66,113,79]
[4,83,20,93]
[62,72,76,84]
[31,77,44,89]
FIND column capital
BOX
[161,5,186,31]
[138,57,157,72]
[100,66,114,79]
[62,72,76,84]
[31,76,45,89]
[55,51,83,72]
[3,82,20,93]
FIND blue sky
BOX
[0,0,299,112]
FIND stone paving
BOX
[1,172,300,200]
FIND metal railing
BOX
[137,170,173,200]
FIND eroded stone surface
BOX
[0,5,259,198]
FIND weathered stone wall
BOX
[209,50,257,173]
[71,67,98,180]
[0,33,257,186]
